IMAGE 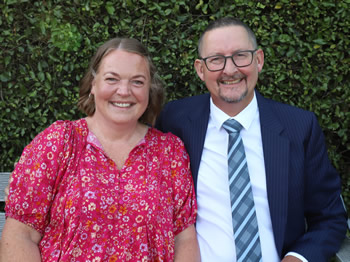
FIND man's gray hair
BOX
[198,17,258,57]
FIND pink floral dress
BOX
[6,119,197,262]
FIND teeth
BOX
[112,102,131,108]
[222,79,242,85]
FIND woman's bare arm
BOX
[0,217,42,262]
[174,224,200,262]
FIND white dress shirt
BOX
[196,94,280,262]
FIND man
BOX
[156,17,347,262]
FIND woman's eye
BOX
[132,80,144,86]
[106,78,118,82]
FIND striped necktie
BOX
[222,119,262,262]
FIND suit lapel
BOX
[256,91,289,256]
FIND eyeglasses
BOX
[200,49,258,72]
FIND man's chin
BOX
[220,91,248,104]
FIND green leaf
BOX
[313,39,327,45]
[0,72,11,82]
[39,20,46,34]
[105,4,115,15]
[38,72,45,82]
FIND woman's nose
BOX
[116,81,131,96]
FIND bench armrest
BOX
[335,219,350,262]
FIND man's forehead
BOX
[201,26,251,54]
[204,25,248,41]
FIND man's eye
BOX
[235,52,248,58]
[208,56,224,64]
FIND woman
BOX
[0,38,199,261]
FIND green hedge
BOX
[1,0,349,211]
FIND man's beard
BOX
[219,86,248,103]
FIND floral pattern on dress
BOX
[6,119,197,262]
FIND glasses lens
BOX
[233,51,253,67]
[206,56,225,71]
[203,50,255,71]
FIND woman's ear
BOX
[91,77,96,95]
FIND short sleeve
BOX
[5,120,74,234]
[167,134,197,236]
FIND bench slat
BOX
[1,172,11,237]
[0,172,10,202]
[335,237,350,262]
[0,213,5,236]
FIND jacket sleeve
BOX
[286,113,347,261]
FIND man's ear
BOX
[256,49,264,73]
[194,59,205,81]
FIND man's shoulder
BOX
[165,93,210,108]
[257,92,317,130]
[257,92,313,116]
[162,93,210,116]
[156,93,210,131]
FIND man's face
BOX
[194,25,264,116]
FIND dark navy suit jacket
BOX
[156,91,347,261]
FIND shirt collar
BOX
[210,93,258,131]
[87,127,150,151]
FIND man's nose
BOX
[223,57,238,74]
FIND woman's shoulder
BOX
[43,118,88,137]
[148,127,184,145]
[28,118,89,150]
[49,118,88,132]
[147,128,187,157]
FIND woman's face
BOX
[91,49,150,126]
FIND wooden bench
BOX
[0,172,10,236]
[0,172,349,260]
[336,219,350,262]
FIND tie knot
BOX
[222,119,243,134]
